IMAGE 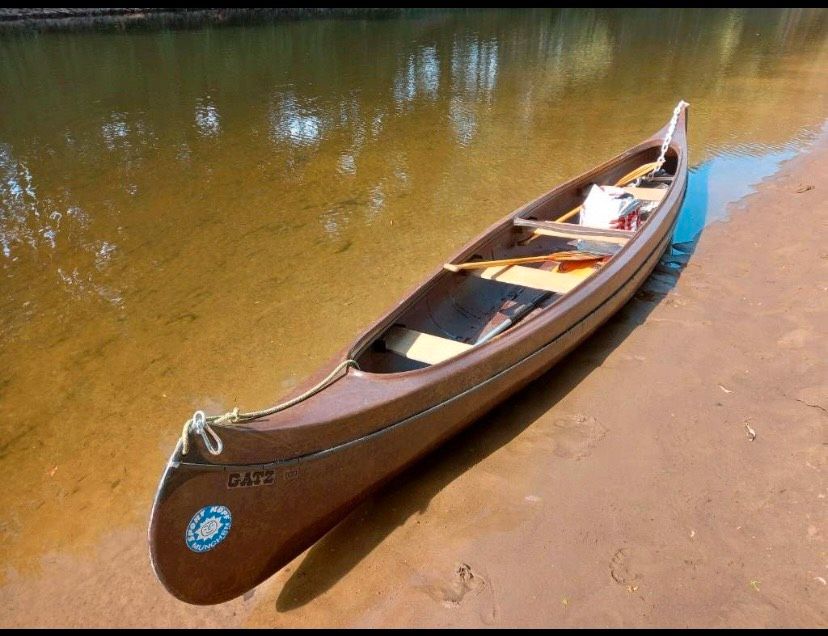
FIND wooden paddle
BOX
[445,251,607,273]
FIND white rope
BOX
[180,358,360,456]
[634,100,689,185]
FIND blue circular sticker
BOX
[185,505,232,553]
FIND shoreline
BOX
[0,8,412,33]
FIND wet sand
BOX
[2,132,825,628]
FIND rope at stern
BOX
[180,358,361,456]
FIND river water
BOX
[0,8,826,624]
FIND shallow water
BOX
[0,8,826,587]
[675,129,824,245]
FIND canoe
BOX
[149,102,689,605]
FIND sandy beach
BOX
[2,129,825,629]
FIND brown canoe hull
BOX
[149,105,689,605]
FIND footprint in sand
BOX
[414,563,499,623]
[418,562,486,607]
[609,549,641,586]
[547,414,608,460]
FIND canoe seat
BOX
[620,186,667,202]
[384,326,473,365]
[513,218,633,245]
[461,263,595,294]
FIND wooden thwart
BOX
[384,326,473,365]
[458,263,595,295]
[620,186,667,202]
[513,219,632,245]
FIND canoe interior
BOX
[356,147,678,373]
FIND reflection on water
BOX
[0,7,826,602]
[194,98,221,138]
[271,93,324,146]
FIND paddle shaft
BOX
[445,252,604,272]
